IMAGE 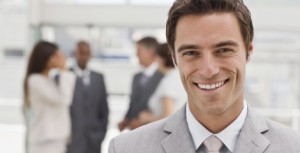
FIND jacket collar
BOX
[161,105,196,153]
[161,105,270,153]
[234,107,270,153]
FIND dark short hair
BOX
[136,37,159,50]
[77,40,90,48]
[156,43,174,68]
[166,0,253,58]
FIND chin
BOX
[205,107,227,116]
[200,101,227,114]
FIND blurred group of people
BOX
[23,41,109,153]
[118,37,186,131]
[23,36,186,153]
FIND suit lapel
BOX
[234,108,270,153]
[161,106,196,153]
[160,105,271,153]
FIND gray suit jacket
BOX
[125,70,163,120]
[109,105,300,153]
[68,70,109,153]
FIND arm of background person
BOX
[138,96,175,125]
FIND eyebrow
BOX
[213,40,239,48]
[176,40,239,53]
[177,44,200,53]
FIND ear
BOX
[246,42,253,63]
[148,48,156,58]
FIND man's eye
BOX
[183,51,198,56]
[216,48,233,55]
[219,48,230,53]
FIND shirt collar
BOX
[143,62,158,77]
[186,100,248,152]
[73,63,90,78]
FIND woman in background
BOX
[23,41,75,153]
[138,43,187,124]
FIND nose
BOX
[198,53,219,78]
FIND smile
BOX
[196,80,228,90]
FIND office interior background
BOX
[1,0,300,152]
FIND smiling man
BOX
[174,12,253,137]
[108,0,300,153]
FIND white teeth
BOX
[197,81,225,90]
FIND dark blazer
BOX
[125,70,164,120]
[109,105,300,153]
[67,69,109,153]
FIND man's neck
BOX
[190,100,244,133]
[78,66,86,70]
[143,63,152,68]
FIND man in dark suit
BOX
[118,37,164,131]
[67,41,108,153]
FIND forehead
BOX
[136,44,149,51]
[77,44,90,52]
[174,13,244,50]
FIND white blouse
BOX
[148,69,187,116]
[27,70,75,143]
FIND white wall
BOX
[37,4,300,30]
[40,5,169,27]
[1,2,300,57]
[0,0,29,57]
[250,6,300,30]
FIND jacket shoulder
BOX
[265,119,300,141]
[264,119,300,152]
[110,119,168,153]
[90,70,103,77]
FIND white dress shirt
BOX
[73,64,91,86]
[186,101,248,152]
[142,62,158,78]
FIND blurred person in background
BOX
[118,37,164,131]
[67,40,109,153]
[137,43,186,125]
[23,41,76,153]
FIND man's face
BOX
[136,44,154,67]
[75,44,91,69]
[174,13,253,117]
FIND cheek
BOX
[177,63,194,87]
[83,56,89,61]
[222,60,246,89]
[47,56,56,68]
[176,55,198,81]
[140,53,147,59]
[179,60,198,76]
[236,65,246,85]
[220,57,244,74]
[178,70,189,93]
